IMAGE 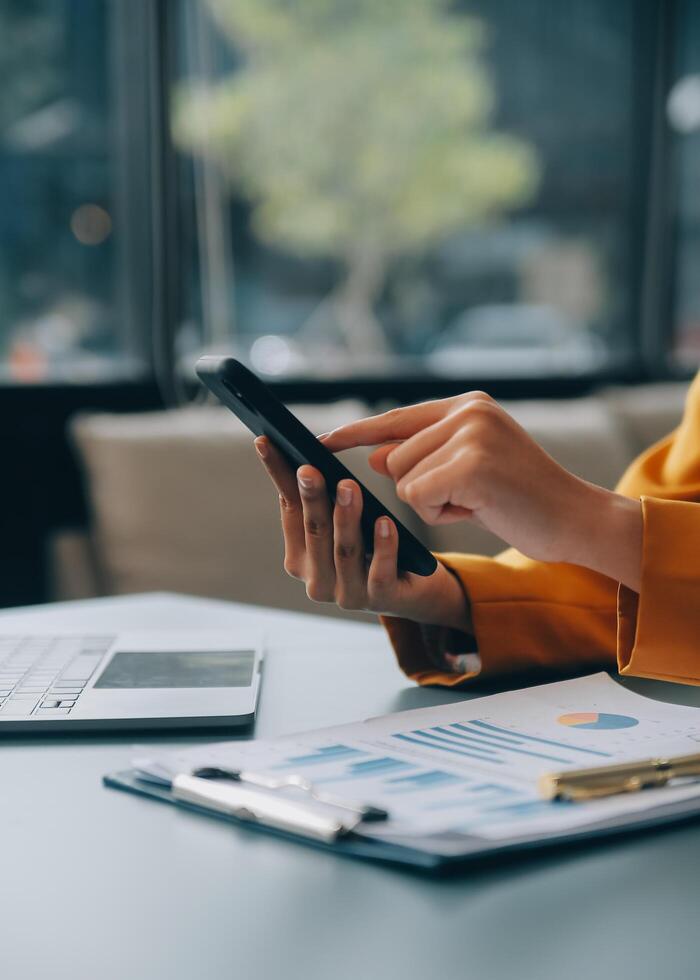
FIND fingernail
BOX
[336,484,353,506]
[378,518,391,538]
[254,438,267,459]
[298,474,314,490]
[317,431,330,441]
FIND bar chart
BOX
[256,705,623,836]
[275,743,367,768]
[265,735,543,834]
[391,717,613,768]
[315,756,414,783]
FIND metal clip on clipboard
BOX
[171,767,389,844]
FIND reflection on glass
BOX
[173,0,640,379]
[0,0,146,383]
[669,0,700,369]
[1,1,674,384]
[175,0,538,365]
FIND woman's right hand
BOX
[254,436,472,633]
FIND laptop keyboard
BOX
[0,635,115,718]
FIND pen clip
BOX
[173,773,360,843]
[192,766,388,822]
[539,752,700,802]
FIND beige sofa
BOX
[51,382,689,619]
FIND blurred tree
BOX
[174,0,539,354]
[0,1,61,357]
[0,1,60,132]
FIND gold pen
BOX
[539,751,700,802]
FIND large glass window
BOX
[1,0,697,390]
[669,0,700,368]
[172,0,646,382]
[0,0,150,383]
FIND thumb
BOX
[368,443,402,476]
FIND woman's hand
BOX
[254,436,472,632]
[321,392,643,591]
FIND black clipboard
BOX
[103,767,700,875]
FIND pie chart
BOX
[557,712,639,730]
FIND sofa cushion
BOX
[600,382,689,457]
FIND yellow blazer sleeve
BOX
[383,372,700,687]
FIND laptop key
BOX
[0,635,116,720]
[0,700,38,715]
[60,655,103,683]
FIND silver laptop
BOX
[0,631,263,732]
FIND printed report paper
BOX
[135,673,700,849]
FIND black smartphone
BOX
[196,356,437,577]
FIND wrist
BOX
[421,561,474,634]
[602,492,643,591]
[562,482,643,591]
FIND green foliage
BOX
[174,0,539,261]
[0,3,61,132]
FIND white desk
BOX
[2,593,700,980]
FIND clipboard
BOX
[103,768,441,870]
[103,765,700,874]
[103,673,700,873]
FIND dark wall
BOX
[0,384,161,608]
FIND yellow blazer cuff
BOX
[617,496,700,686]
[383,550,618,688]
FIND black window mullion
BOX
[636,0,679,378]
[149,0,185,405]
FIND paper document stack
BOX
[119,673,700,863]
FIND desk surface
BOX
[2,593,700,980]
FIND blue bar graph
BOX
[431,725,572,765]
[393,732,505,764]
[443,799,559,830]
[410,730,501,758]
[391,713,612,767]
[315,756,413,783]
[470,782,518,794]
[465,720,612,758]
[425,782,523,811]
[275,744,367,768]
[386,770,462,791]
[348,757,412,776]
[482,800,560,818]
[450,724,524,746]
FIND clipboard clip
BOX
[171,766,388,844]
